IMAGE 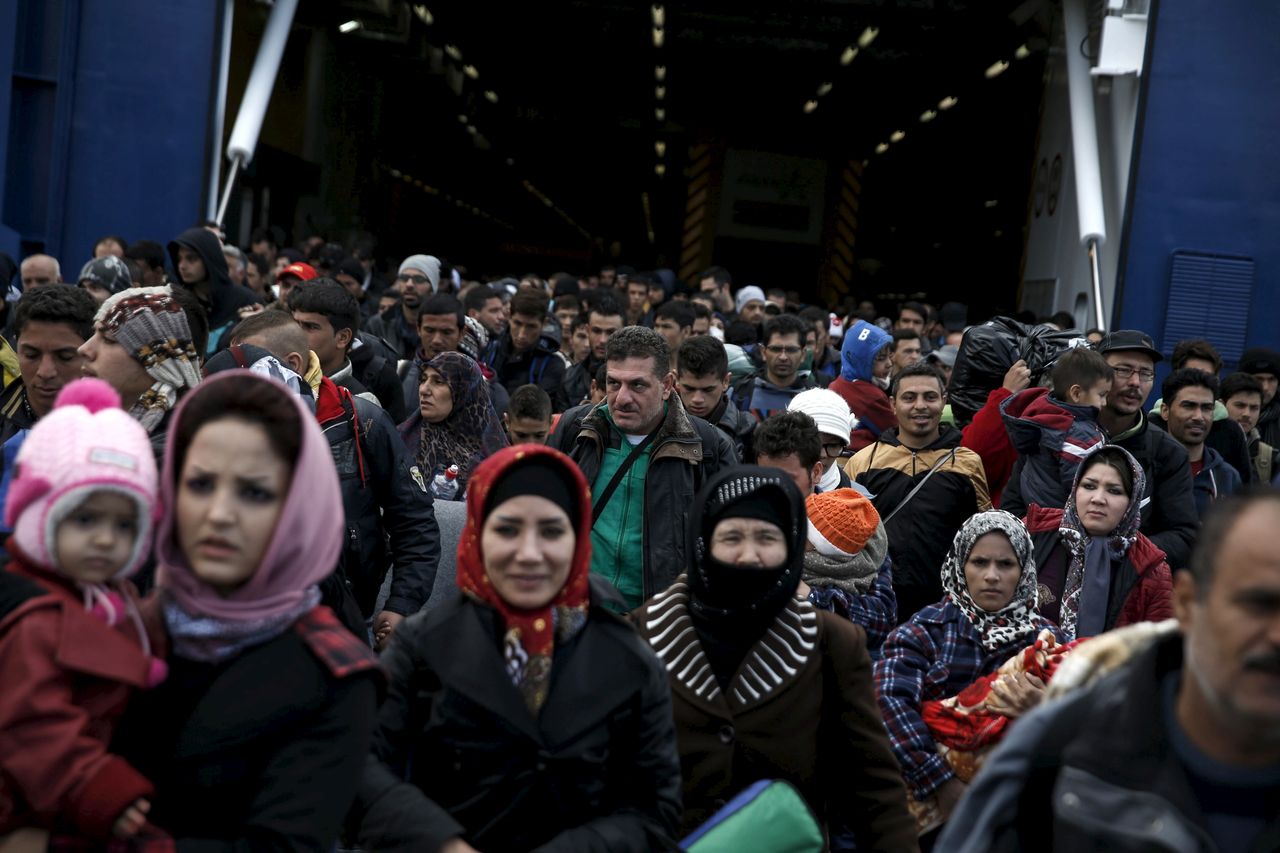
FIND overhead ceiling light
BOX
[338,19,362,33]
[840,46,858,65]
[875,142,890,154]
[655,164,666,176]
[463,64,479,79]
[652,4,664,26]
[803,100,818,113]
[985,60,1010,79]
[655,107,665,120]
[655,85,665,99]
[653,26,664,47]
[1015,43,1031,60]
[857,27,879,48]
[655,65,666,81]
[919,109,937,122]
[413,6,433,25]
[938,95,959,109]
[655,141,666,156]
[444,44,462,61]
[817,82,833,97]
[889,129,906,142]
[483,90,498,103]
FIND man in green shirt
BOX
[550,326,738,607]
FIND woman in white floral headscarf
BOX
[874,510,1066,842]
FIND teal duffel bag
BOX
[681,779,824,852]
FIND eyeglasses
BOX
[1112,365,1155,382]
[821,441,847,458]
[397,274,431,285]
[764,345,803,356]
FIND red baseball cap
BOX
[277,262,318,282]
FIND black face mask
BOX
[685,467,807,685]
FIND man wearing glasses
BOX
[1004,329,1198,570]
[787,388,868,495]
[366,254,441,360]
[730,314,818,419]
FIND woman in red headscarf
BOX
[353,444,682,852]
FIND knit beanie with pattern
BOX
[94,285,202,433]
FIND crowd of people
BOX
[0,228,1277,852]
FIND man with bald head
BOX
[19,255,61,291]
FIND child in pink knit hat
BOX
[0,378,166,846]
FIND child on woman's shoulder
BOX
[1001,347,1115,510]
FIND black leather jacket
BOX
[706,394,755,462]
[549,397,738,600]
[323,385,440,617]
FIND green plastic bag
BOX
[682,779,824,853]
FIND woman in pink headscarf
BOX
[112,372,382,849]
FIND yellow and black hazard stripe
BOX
[678,143,715,284]
[823,160,862,304]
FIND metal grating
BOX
[1162,251,1254,368]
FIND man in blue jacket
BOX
[730,314,818,419]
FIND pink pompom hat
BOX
[5,378,160,578]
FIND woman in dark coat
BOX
[1023,444,1173,639]
[633,466,917,851]
[354,444,682,852]
[114,372,381,850]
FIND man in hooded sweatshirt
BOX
[843,361,991,624]
[480,289,568,411]
[167,227,259,356]
[829,320,895,452]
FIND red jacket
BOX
[962,387,1017,507]
[829,376,895,452]
[1024,505,1174,631]
[0,555,160,840]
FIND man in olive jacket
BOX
[550,327,738,608]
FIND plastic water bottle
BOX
[431,464,460,500]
